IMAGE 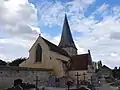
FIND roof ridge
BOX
[41,37,70,57]
[73,53,89,56]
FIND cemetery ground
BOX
[42,77,119,90]
[98,77,118,90]
[1,74,119,90]
[0,79,118,90]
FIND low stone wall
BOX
[0,76,45,89]
[0,66,53,89]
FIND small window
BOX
[50,57,51,60]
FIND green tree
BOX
[98,60,102,69]
[114,67,117,70]
[112,66,120,79]
[9,57,26,66]
[0,59,7,66]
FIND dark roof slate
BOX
[58,14,77,49]
[70,53,92,70]
[42,37,70,58]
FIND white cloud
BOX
[72,6,120,68]
[111,53,118,57]
[96,3,109,13]
[0,0,38,35]
[36,1,120,68]
[37,0,95,27]
[0,0,39,61]
[1,0,120,68]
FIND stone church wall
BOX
[20,36,51,69]
[0,66,52,89]
[50,51,70,77]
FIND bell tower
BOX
[58,14,77,56]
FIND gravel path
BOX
[98,78,117,90]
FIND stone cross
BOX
[83,72,87,81]
[34,76,41,90]
[88,76,93,85]
[75,72,81,88]
[66,81,73,90]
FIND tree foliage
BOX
[114,67,117,70]
[98,60,102,69]
[9,57,26,66]
[0,59,7,66]
[112,67,120,79]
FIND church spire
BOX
[58,14,77,56]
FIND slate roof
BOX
[70,53,92,70]
[42,37,70,58]
[0,66,53,71]
[58,14,77,49]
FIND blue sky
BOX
[1,0,120,68]
[28,0,120,36]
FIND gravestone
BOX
[47,75,57,87]
[12,85,23,90]
[14,79,23,86]
[6,79,36,90]
[7,79,23,90]
[66,81,73,90]
[69,86,90,90]
[59,76,73,88]
[59,76,67,87]
[55,78,60,87]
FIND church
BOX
[20,15,95,82]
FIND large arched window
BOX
[35,44,42,62]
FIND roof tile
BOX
[42,37,70,58]
[70,54,92,70]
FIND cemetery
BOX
[4,71,97,90]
